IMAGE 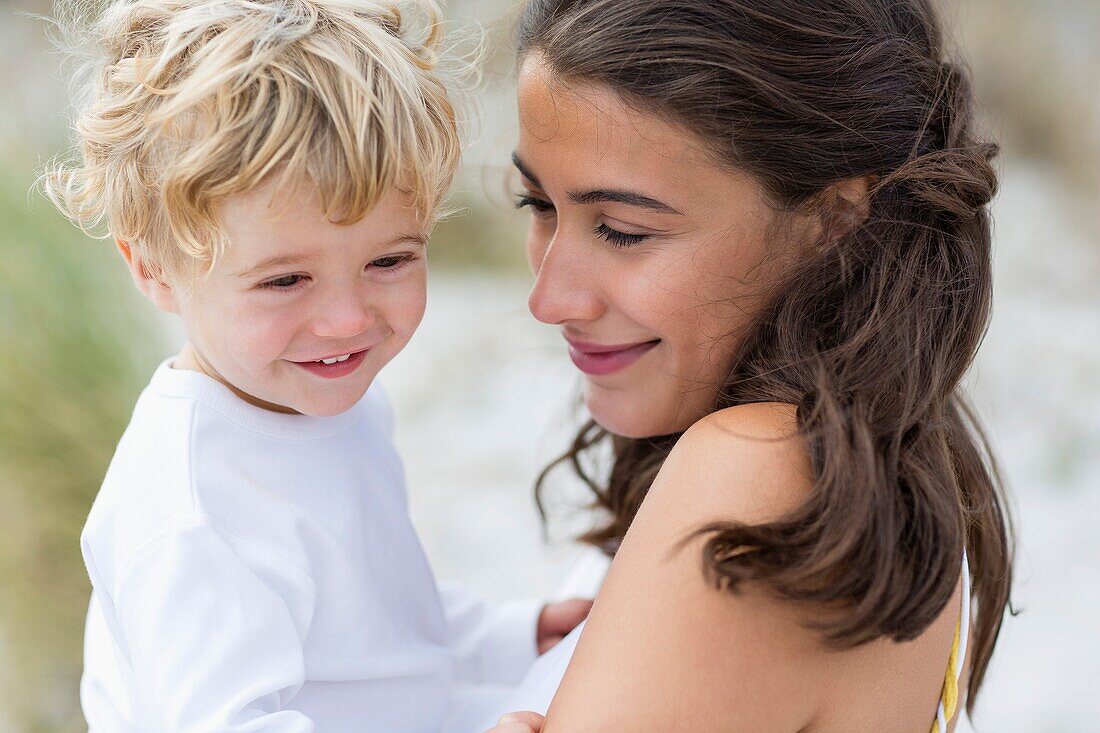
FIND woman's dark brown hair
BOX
[521,0,1013,711]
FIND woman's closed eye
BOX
[515,193,555,216]
[517,193,651,248]
[595,223,649,248]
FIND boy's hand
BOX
[485,711,545,733]
[537,598,593,654]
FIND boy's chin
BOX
[296,401,358,418]
[284,390,369,418]
[238,387,367,418]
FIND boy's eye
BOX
[514,194,555,214]
[371,254,410,269]
[262,274,306,289]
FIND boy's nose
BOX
[309,291,376,340]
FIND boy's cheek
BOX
[213,295,299,340]
[182,304,288,370]
[396,274,429,334]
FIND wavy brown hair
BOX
[521,0,1013,711]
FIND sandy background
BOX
[1,0,1097,730]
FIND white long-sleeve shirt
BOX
[491,551,611,727]
[80,361,539,732]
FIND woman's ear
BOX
[834,176,873,227]
[809,175,875,248]
[115,238,181,314]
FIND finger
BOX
[485,711,545,733]
[499,711,545,726]
[486,724,536,733]
[537,633,564,654]
[541,598,594,634]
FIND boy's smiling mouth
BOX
[290,348,370,379]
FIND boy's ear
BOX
[115,238,180,314]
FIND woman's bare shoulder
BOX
[541,403,825,733]
[651,401,814,526]
[542,403,959,733]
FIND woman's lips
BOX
[566,339,660,376]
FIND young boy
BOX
[44,0,588,730]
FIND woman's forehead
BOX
[517,58,769,219]
[517,57,699,168]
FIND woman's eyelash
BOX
[514,194,554,213]
[595,223,648,247]
[515,193,648,247]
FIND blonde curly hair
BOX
[41,0,466,280]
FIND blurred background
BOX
[1,0,1097,730]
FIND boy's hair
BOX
[42,0,464,280]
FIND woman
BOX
[489,0,1012,731]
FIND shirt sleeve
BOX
[438,582,542,686]
[111,517,318,731]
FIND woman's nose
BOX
[527,234,606,326]
[309,286,376,339]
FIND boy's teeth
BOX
[317,354,351,365]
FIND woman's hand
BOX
[537,598,593,653]
[485,711,545,733]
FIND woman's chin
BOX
[585,391,675,440]
[585,382,710,439]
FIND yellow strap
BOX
[928,615,962,733]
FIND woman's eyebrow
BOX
[511,152,681,215]
[567,189,681,215]
[511,152,542,187]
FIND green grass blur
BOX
[0,153,167,731]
